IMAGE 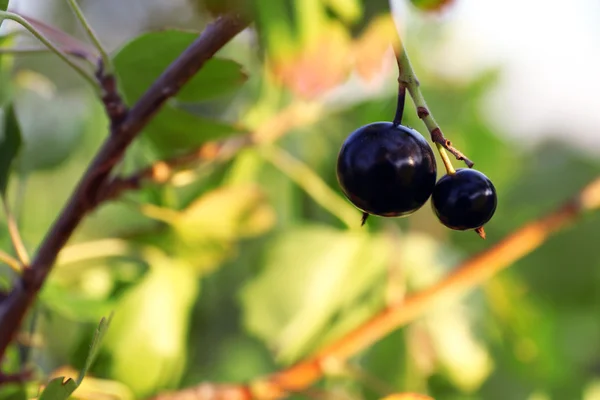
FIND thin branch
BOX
[2,198,30,266]
[393,43,473,170]
[0,11,99,90]
[99,135,253,203]
[149,176,600,400]
[0,249,21,274]
[66,0,112,72]
[96,100,325,207]
[260,145,359,229]
[0,13,249,362]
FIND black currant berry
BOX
[431,168,497,230]
[337,122,437,217]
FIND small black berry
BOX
[431,168,497,230]
[337,122,437,217]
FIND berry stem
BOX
[392,84,406,126]
[393,40,474,171]
[436,142,456,175]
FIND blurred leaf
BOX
[40,282,115,323]
[0,103,21,195]
[38,377,77,400]
[323,0,362,23]
[37,316,113,399]
[0,0,8,11]
[49,367,135,400]
[102,253,199,397]
[175,184,275,241]
[271,19,352,98]
[409,0,456,12]
[0,384,27,400]
[240,225,391,362]
[0,34,14,106]
[395,234,492,391]
[152,184,276,272]
[78,314,113,385]
[253,0,295,57]
[13,72,91,171]
[485,273,568,385]
[141,106,241,155]
[352,15,398,84]
[425,306,493,392]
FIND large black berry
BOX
[337,122,437,217]
[431,168,497,230]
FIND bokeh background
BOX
[0,0,599,399]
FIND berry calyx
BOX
[337,122,437,218]
[431,168,497,231]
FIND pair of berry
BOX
[337,122,497,232]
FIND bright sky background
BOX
[396,0,600,154]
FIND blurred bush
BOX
[0,1,599,400]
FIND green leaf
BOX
[14,80,93,172]
[40,282,115,323]
[240,225,392,363]
[77,313,113,386]
[112,30,247,155]
[38,377,77,400]
[101,253,199,397]
[36,315,113,399]
[155,184,275,273]
[322,0,362,23]
[0,34,14,106]
[113,30,247,103]
[0,103,22,195]
[142,107,240,155]
[0,384,27,400]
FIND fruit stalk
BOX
[392,84,406,126]
[393,41,473,172]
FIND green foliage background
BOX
[0,1,599,399]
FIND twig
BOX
[0,249,21,273]
[148,176,600,400]
[393,43,473,170]
[66,0,112,72]
[95,61,128,128]
[2,198,30,266]
[260,145,359,229]
[0,13,249,363]
[98,135,253,204]
[96,99,325,207]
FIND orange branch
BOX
[149,176,600,400]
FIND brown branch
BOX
[0,13,249,362]
[149,176,600,400]
[98,135,253,203]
